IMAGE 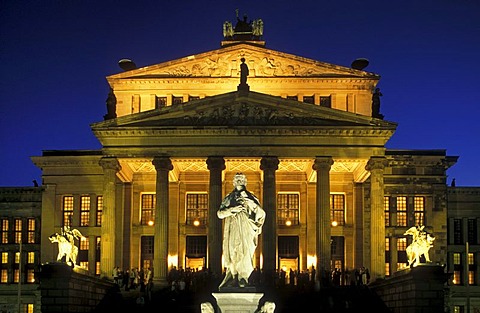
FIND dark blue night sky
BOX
[1,0,479,186]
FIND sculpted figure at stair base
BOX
[217,173,265,290]
[404,225,435,267]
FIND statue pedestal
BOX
[213,292,263,313]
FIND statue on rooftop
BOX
[104,87,117,120]
[372,87,384,119]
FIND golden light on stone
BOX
[285,219,292,226]
[147,220,154,226]
[168,254,178,268]
[307,255,317,268]
[331,220,338,227]
[193,218,200,227]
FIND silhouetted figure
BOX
[451,178,456,187]
[372,87,384,119]
[238,58,249,91]
[33,179,39,187]
[104,88,117,120]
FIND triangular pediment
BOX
[108,43,378,80]
[93,91,395,129]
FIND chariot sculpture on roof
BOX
[223,9,263,41]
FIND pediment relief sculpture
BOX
[118,46,371,79]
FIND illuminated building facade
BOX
[0,13,478,312]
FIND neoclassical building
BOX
[31,14,457,293]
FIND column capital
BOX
[206,156,226,171]
[152,156,173,171]
[366,156,387,171]
[260,156,279,171]
[312,156,334,171]
[99,157,121,171]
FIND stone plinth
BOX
[213,292,264,313]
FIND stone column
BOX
[99,157,120,278]
[260,156,279,287]
[206,156,225,277]
[366,156,386,282]
[312,156,333,285]
[152,156,173,287]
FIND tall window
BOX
[453,252,462,285]
[186,193,208,226]
[79,236,89,270]
[27,218,35,244]
[413,196,425,226]
[468,253,475,285]
[141,194,155,225]
[63,196,74,227]
[384,197,390,226]
[330,194,345,226]
[95,237,101,275]
[453,219,462,244]
[277,193,300,226]
[27,252,34,264]
[1,219,8,244]
[1,269,7,283]
[14,219,22,243]
[141,236,154,270]
[396,237,408,270]
[96,196,103,226]
[467,219,477,244]
[385,237,391,276]
[80,195,90,226]
[396,197,407,226]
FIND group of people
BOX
[112,266,153,293]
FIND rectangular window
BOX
[27,252,35,264]
[186,193,208,226]
[453,219,462,244]
[277,193,300,226]
[396,197,407,226]
[156,96,167,108]
[1,219,8,244]
[384,196,390,226]
[63,196,74,227]
[1,269,7,283]
[27,269,35,283]
[303,95,314,104]
[80,195,90,226]
[468,253,475,285]
[330,194,345,226]
[414,196,425,226]
[14,269,19,283]
[189,95,200,101]
[1,252,7,263]
[14,219,22,243]
[27,218,35,244]
[397,237,407,269]
[453,252,463,285]
[320,96,331,108]
[186,236,207,257]
[141,236,154,271]
[286,95,298,101]
[96,196,103,226]
[278,236,299,258]
[141,194,155,225]
[172,96,183,105]
[467,219,477,244]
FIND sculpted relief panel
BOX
[159,49,331,77]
